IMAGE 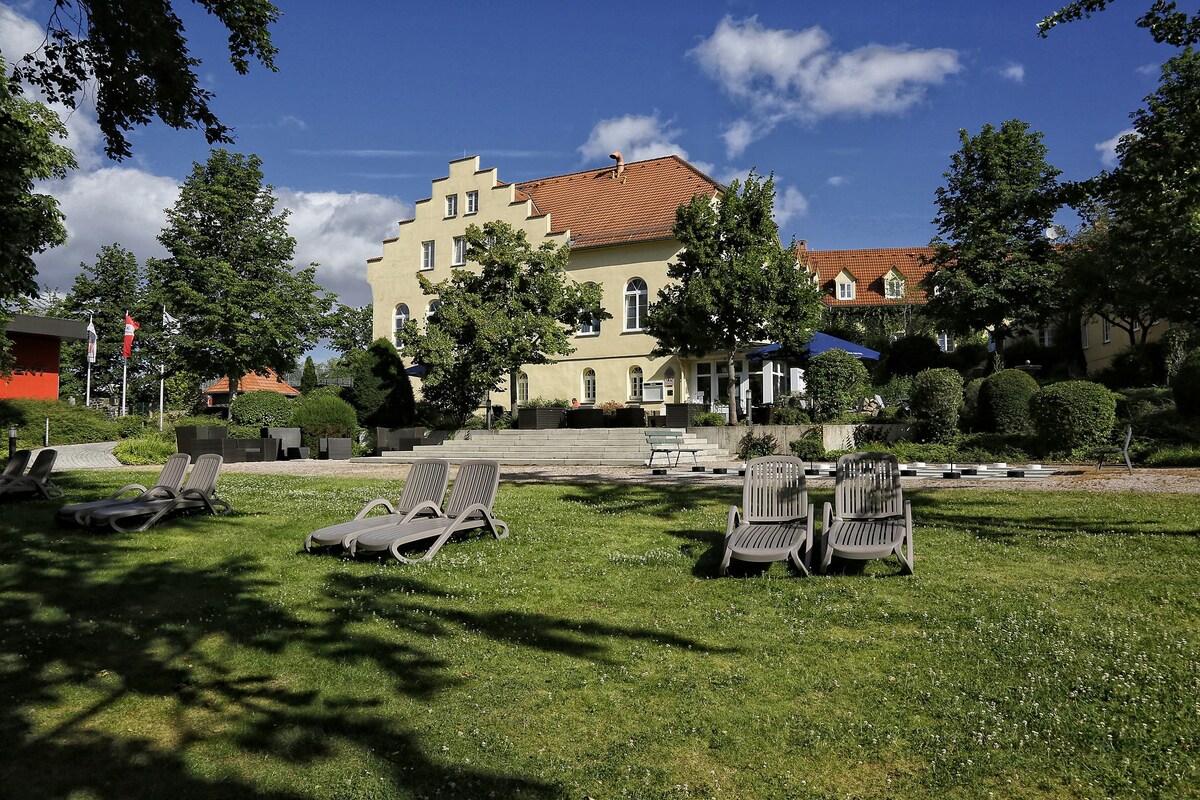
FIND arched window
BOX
[517,372,529,405]
[393,304,410,344]
[629,366,644,399]
[426,299,442,321]
[624,278,648,331]
[582,368,597,404]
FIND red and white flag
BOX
[122,314,140,359]
[86,317,97,364]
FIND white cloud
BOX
[1095,128,1137,168]
[827,175,847,186]
[691,16,961,157]
[773,185,809,228]
[999,62,1025,83]
[578,113,689,163]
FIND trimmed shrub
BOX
[343,338,417,428]
[805,349,869,422]
[1030,381,1117,455]
[290,394,358,456]
[909,367,964,443]
[0,399,120,447]
[736,431,778,460]
[770,393,810,425]
[1172,348,1200,418]
[116,415,146,438]
[789,428,826,461]
[980,368,1040,433]
[961,377,985,430]
[230,390,295,429]
[690,411,727,427]
[113,435,177,465]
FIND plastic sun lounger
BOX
[84,454,231,532]
[0,449,64,501]
[721,456,814,576]
[56,452,192,526]
[820,452,914,575]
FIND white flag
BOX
[86,318,97,364]
[163,307,181,335]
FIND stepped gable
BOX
[514,156,722,249]
[800,245,936,306]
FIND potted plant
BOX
[518,397,568,430]
[567,400,607,428]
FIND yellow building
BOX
[1079,317,1167,374]
[369,154,743,414]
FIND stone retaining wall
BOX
[687,423,912,456]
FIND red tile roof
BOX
[800,245,936,307]
[515,156,722,249]
[204,368,300,397]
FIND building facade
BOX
[0,315,87,400]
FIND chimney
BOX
[610,151,625,179]
[797,240,807,253]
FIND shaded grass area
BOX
[1,471,1197,799]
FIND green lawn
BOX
[1,472,1197,799]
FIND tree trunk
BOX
[726,352,739,425]
[228,373,241,410]
[509,369,518,413]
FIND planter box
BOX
[175,425,227,457]
[664,403,706,428]
[566,408,606,428]
[319,437,353,460]
[610,407,646,428]
[518,407,566,430]
[263,427,302,459]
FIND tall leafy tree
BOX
[300,356,318,394]
[1038,1,1200,46]
[399,221,607,426]
[342,338,415,429]
[1081,49,1200,328]
[60,244,156,403]
[150,149,330,403]
[922,120,1064,360]
[327,302,373,356]
[10,0,280,160]
[0,60,76,372]
[645,171,824,423]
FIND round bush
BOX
[789,428,826,461]
[909,367,964,443]
[113,435,177,465]
[1172,348,1200,418]
[690,411,727,427]
[980,368,1040,433]
[805,349,870,422]
[290,394,357,438]
[1030,381,1117,455]
[230,390,295,429]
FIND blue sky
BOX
[1,1,1173,326]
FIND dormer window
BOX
[835,270,856,301]
[884,270,906,299]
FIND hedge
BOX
[909,367,964,443]
[980,368,1040,433]
[0,399,120,447]
[230,390,295,429]
[1030,381,1117,455]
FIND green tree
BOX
[0,60,76,373]
[1038,1,1200,46]
[11,0,280,160]
[1082,50,1200,328]
[327,302,373,356]
[646,171,824,423]
[60,244,155,405]
[300,356,318,394]
[400,221,607,427]
[150,149,330,403]
[923,120,1064,362]
[342,338,415,429]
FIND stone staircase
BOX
[362,428,731,466]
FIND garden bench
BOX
[645,431,702,467]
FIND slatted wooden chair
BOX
[820,452,913,575]
[720,456,814,576]
[349,459,508,563]
[303,458,450,552]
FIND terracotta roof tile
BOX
[801,246,936,307]
[515,156,722,249]
[204,368,300,396]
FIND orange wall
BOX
[0,334,63,400]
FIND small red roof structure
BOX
[204,369,300,406]
[799,243,936,307]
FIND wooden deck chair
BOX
[85,454,231,532]
[721,456,814,576]
[303,458,450,552]
[57,452,191,526]
[0,449,64,500]
[0,450,31,487]
[349,459,509,563]
[820,452,913,575]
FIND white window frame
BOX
[624,278,648,331]
[445,194,458,218]
[393,303,410,345]
[582,368,597,404]
[1081,320,1090,349]
[884,275,905,300]
[578,317,601,336]
[466,190,479,215]
[1102,318,1112,344]
[837,281,855,301]
[629,366,644,400]
[421,240,435,270]
[452,236,467,266]
[517,372,529,404]
[937,331,955,353]
[1038,327,1056,348]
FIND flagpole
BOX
[159,363,165,430]
[85,313,93,407]
[121,309,128,417]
